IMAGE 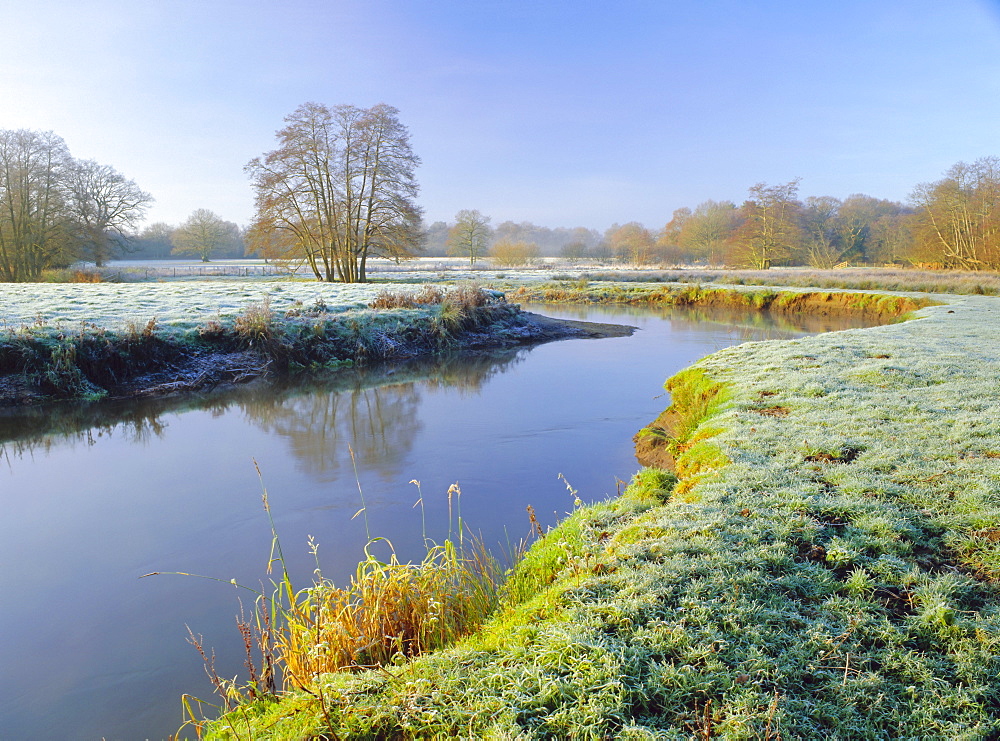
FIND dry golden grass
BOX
[368,283,500,311]
[277,536,504,687]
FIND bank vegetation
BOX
[0,286,590,406]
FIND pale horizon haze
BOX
[3,0,1000,232]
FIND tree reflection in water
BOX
[0,348,529,474]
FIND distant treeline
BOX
[6,124,1000,277]
[112,157,1000,270]
[432,157,1000,270]
[421,220,604,258]
[55,156,1000,272]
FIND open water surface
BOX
[0,304,881,739]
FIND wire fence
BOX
[109,264,290,279]
[103,260,511,280]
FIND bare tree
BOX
[171,209,241,262]
[0,129,74,281]
[447,209,492,267]
[605,222,655,265]
[656,207,690,263]
[0,129,156,278]
[911,157,1000,270]
[246,102,422,282]
[734,179,802,269]
[489,238,539,267]
[675,201,742,265]
[800,196,846,268]
[868,212,916,265]
[67,159,153,266]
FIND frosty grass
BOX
[0,281,384,332]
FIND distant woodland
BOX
[104,155,1000,273]
[422,158,1000,271]
[4,121,1000,281]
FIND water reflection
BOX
[239,352,523,479]
[0,348,528,477]
[0,399,170,461]
[522,302,885,335]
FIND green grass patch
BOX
[578,267,1000,296]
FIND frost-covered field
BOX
[0,281,385,332]
[697,294,1000,489]
[0,275,571,333]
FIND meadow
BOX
[570,267,1000,296]
[0,280,382,332]
[170,275,1000,738]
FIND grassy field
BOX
[0,280,383,332]
[185,283,1000,739]
[503,281,934,319]
[82,261,1000,297]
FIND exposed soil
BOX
[633,407,680,469]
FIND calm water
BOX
[0,304,878,740]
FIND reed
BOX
[165,467,515,741]
[277,531,505,685]
[274,474,506,687]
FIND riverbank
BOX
[506,280,934,318]
[201,291,1000,738]
[0,287,631,406]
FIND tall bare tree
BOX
[447,209,492,267]
[734,179,802,269]
[832,195,913,264]
[0,129,74,281]
[911,157,1000,269]
[246,102,422,282]
[799,196,846,268]
[171,208,241,262]
[67,159,152,266]
[868,212,916,265]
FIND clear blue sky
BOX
[4,0,1000,231]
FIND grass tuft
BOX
[279,535,505,685]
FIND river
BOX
[0,303,879,740]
